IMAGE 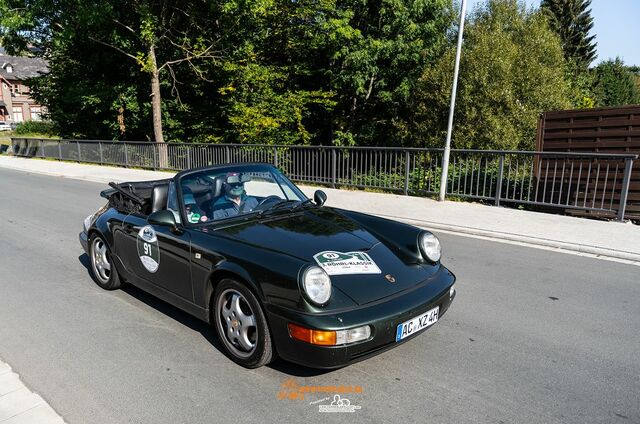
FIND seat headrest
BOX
[213,177,224,198]
[151,184,169,213]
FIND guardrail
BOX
[10,138,638,220]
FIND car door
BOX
[119,183,194,302]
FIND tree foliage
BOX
[412,0,571,150]
[591,58,640,107]
[1,0,452,146]
[3,0,624,150]
[541,0,596,69]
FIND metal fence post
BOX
[124,143,129,167]
[187,146,192,169]
[40,139,44,158]
[153,145,158,170]
[76,141,81,162]
[332,148,337,188]
[404,150,410,195]
[99,142,103,164]
[273,146,278,167]
[495,153,505,206]
[617,158,634,221]
[58,140,62,160]
[225,146,230,163]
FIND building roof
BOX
[0,53,48,80]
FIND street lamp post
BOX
[438,0,467,202]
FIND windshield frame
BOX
[175,163,309,227]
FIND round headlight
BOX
[419,232,441,262]
[83,214,93,233]
[302,266,332,305]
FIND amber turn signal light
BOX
[287,323,337,346]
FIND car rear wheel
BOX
[89,234,122,290]
[213,279,274,368]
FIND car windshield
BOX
[178,165,307,223]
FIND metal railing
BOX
[10,138,638,220]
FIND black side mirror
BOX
[148,209,178,231]
[314,190,327,206]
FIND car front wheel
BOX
[213,279,274,368]
[89,234,122,290]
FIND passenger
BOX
[212,173,258,219]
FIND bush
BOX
[15,120,56,136]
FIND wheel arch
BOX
[206,265,265,324]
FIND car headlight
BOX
[83,214,93,233]
[419,231,441,262]
[302,266,332,305]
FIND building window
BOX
[30,106,42,121]
[10,84,22,96]
[13,107,23,122]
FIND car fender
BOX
[205,260,263,305]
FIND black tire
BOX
[213,279,275,368]
[89,233,122,290]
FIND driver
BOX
[212,172,258,220]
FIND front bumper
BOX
[79,231,89,255]
[266,266,456,369]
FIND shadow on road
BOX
[78,253,331,377]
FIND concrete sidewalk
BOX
[0,359,65,424]
[1,155,639,264]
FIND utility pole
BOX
[439,0,467,202]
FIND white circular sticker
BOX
[137,225,160,273]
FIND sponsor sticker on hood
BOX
[313,251,381,276]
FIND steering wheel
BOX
[195,175,215,186]
[256,195,282,208]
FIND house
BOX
[0,47,48,124]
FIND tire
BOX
[89,234,122,290]
[213,279,275,368]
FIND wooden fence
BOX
[536,105,640,220]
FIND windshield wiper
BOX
[255,199,295,217]
[290,198,314,211]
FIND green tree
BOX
[630,66,640,96]
[592,58,640,106]
[1,0,452,147]
[329,0,452,146]
[541,0,597,69]
[1,0,220,151]
[412,0,572,150]
[213,0,339,145]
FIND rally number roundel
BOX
[137,225,160,273]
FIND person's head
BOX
[224,172,245,199]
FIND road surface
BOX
[0,168,638,423]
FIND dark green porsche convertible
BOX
[79,163,456,369]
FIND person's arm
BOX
[213,208,227,220]
[245,197,259,211]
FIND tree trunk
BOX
[149,44,168,168]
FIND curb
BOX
[0,358,66,424]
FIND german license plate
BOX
[395,306,439,342]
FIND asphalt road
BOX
[0,167,638,424]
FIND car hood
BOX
[202,207,437,305]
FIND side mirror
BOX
[148,209,178,230]
[314,190,327,206]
